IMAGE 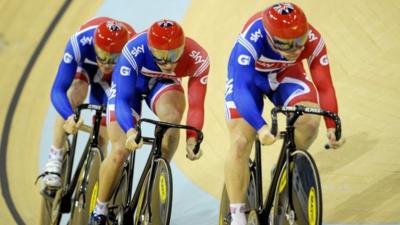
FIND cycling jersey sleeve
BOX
[307,39,338,128]
[186,61,209,139]
[231,46,267,131]
[114,45,140,133]
[50,39,79,120]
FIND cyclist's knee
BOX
[298,116,320,135]
[109,144,129,165]
[159,109,183,124]
[295,116,320,148]
[230,134,252,160]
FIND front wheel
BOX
[108,166,130,225]
[271,150,322,225]
[135,157,173,225]
[69,147,103,225]
[219,163,258,225]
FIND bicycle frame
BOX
[249,105,341,224]
[113,118,203,224]
[58,104,105,213]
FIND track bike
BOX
[219,105,342,225]
[38,103,106,225]
[105,118,203,225]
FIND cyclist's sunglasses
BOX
[149,46,184,65]
[267,31,309,52]
[94,45,120,65]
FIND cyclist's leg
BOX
[291,101,320,149]
[98,121,131,202]
[43,72,88,189]
[224,77,261,225]
[224,119,256,225]
[91,120,128,221]
[147,79,185,161]
[269,64,320,150]
[98,123,109,156]
[90,86,141,223]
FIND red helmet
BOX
[147,19,185,51]
[94,20,130,54]
[262,2,308,39]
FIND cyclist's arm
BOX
[114,46,140,133]
[307,40,338,129]
[231,48,266,131]
[50,39,79,120]
[186,60,209,139]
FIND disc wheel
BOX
[135,157,173,225]
[218,163,258,225]
[69,147,102,225]
[271,150,322,225]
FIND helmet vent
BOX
[159,20,174,28]
[106,21,122,32]
[272,2,294,15]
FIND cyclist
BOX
[40,17,135,191]
[89,19,209,225]
[223,2,345,225]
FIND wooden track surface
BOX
[0,0,102,224]
[0,0,399,224]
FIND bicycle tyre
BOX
[134,157,173,225]
[218,163,258,225]
[69,147,102,225]
[271,150,322,225]
[108,166,130,225]
[39,146,71,225]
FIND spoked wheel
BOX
[219,162,258,225]
[271,150,322,225]
[39,149,70,225]
[135,157,173,225]
[69,147,103,225]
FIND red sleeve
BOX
[308,42,338,128]
[186,59,209,140]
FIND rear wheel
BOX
[69,147,103,225]
[271,150,322,225]
[219,162,258,225]
[135,157,173,225]
[39,148,70,225]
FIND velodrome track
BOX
[0,0,399,224]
